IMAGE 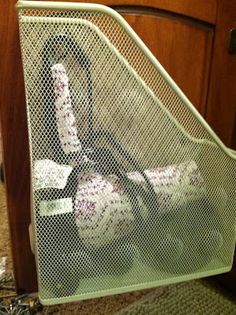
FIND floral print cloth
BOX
[51,63,82,154]
[75,160,206,248]
[127,160,205,214]
[75,172,134,248]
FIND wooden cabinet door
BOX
[119,10,214,115]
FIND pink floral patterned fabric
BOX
[75,172,134,248]
[75,160,206,248]
[51,64,82,154]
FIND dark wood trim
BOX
[0,0,37,293]
[113,6,214,29]
[45,0,218,24]
[206,0,236,147]
[232,114,236,149]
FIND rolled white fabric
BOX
[51,63,82,154]
[128,160,206,214]
[75,160,206,248]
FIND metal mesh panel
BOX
[18,3,236,305]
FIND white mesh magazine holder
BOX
[17,1,236,305]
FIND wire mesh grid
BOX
[18,3,236,304]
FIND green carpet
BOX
[115,280,236,315]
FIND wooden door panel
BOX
[206,0,236,147]
[121,12,214,114]
[45,0,218,24]
[0,0,37,292]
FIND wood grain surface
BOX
[121,11,214,114]
[44,0,218,24]
[206,0,236,147]
[0,0,37,292]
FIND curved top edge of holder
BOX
[16,0,236,161]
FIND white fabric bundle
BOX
[51,63,82,154]
[75,160,206,248]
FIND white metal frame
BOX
[16,0,236,161]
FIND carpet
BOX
[115,280,236,315]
